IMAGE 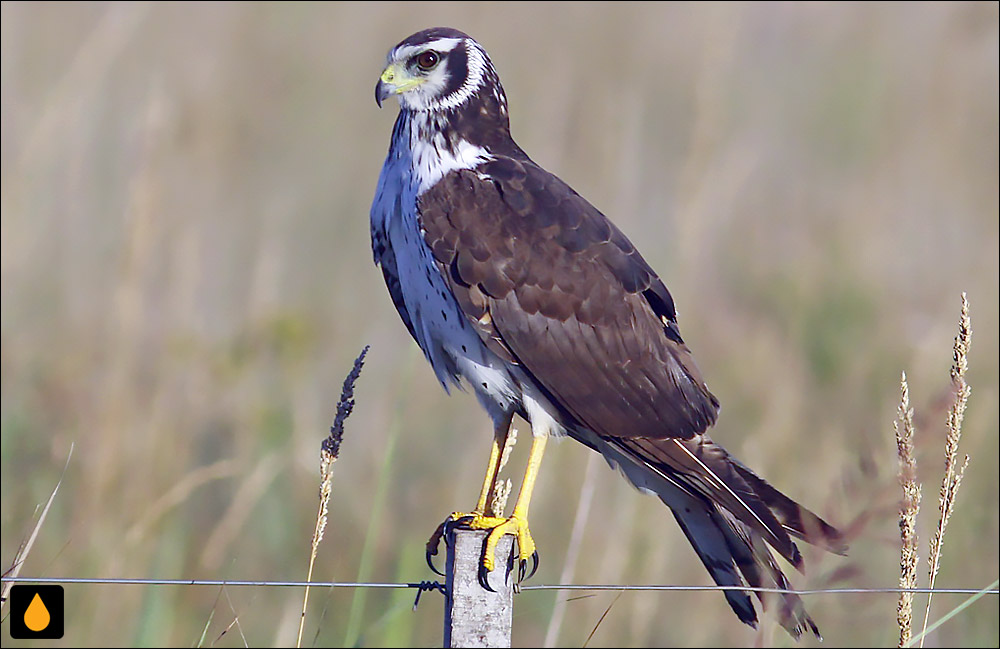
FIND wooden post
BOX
[444,528,515,648]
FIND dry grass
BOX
[298,346,368,647]
[490,426,517,519]
[919,294,973,646]
[895,294,976,648]
[2,3,998,647]
[0,444,72,616]
[895,372,920,648]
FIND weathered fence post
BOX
[444,528,515,648]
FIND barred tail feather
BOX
[729,458,849,555]
[588,432,841,639]
[672,499,821,639]
[670,500,759,627]
[713,508,822,639]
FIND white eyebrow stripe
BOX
[391,38,463,63]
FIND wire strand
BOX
[1,576,996,596]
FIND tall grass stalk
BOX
[0,444,73,615]
[894,294,974,648]
[919,294,972,647]
[298,346,368,647]
[895,372,920,648]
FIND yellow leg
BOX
[471,433,548,571]
[426,413,513,573]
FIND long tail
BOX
[589,432,846,639]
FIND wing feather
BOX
[419,158,719,440]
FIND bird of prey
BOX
[371,27,846,638]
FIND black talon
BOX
[517,551,539,584]
[478,561,495,591]
[477,533,497,591]
[526,550,539,581]
[425,520,449,576]
[428,515,480,576]
[425,545,445,576]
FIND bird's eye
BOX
[414,50,440,71]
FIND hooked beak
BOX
[375,78,391,108]
[375,63,423,107]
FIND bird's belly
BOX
[387,208,519,415]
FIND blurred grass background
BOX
[1,2,997,647]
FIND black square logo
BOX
[9,585,64,639]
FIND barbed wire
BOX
[2,576,996,596]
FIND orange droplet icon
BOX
[25,592,51,632]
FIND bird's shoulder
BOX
[418,155,678,326]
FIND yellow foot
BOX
[470,514,535,573]
[425,512,539,583]
[425,511,488,575]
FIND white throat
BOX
[404,113,491,195]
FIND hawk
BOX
[371,27,846,638]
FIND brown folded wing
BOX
[418,156,720,440]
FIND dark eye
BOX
[415,50,440,71]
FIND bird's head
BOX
[375,27,506,115]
